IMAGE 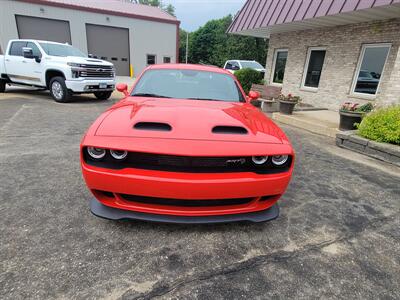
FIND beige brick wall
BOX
[264,19,400,111]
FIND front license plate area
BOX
[99,83,107,89]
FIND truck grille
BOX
[78,65,115,78]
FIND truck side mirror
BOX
[23,47,34,59]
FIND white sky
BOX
[164,0,246,31]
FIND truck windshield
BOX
[240,61,264,69]
[39,43,86,57]
[131,69,245,102]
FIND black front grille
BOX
[119,194,256,207]
[84,149,292,174]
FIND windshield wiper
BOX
[132,93,171,98]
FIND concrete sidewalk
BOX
[272,110,340,138]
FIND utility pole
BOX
[185,32,189,64]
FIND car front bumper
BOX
[65,78,115,93]
[81,161,293,220]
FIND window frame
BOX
[301,46,327,92]
[350,43,392,99]
[163,56,171,64]
[146,54,157,66]
[270,48,288,86]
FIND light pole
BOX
[185,32,189,64]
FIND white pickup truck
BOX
[0,39,116,102]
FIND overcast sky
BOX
[164,0,246,31]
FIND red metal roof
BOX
[16,0,179,25]
[228,0,400,34]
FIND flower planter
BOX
[339,111,363,131]
[279,100,297,115]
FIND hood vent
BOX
[134,122,172,132]
[212,126,248,135]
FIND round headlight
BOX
[252,156,268,165]
[87,147,106,160]
[271,155,289,166]
[110,149,128,160]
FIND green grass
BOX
[357,105,400,145]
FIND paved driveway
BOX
[0,89,399,299]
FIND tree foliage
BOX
[183,15,267,67]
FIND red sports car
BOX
[81,64,294,223]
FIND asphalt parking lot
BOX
[1,88,399,300]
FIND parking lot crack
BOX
[120,215,394,300]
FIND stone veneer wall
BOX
[264,18,400,110]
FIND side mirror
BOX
[88,53,94,58]
[116,83,129,97]
[248,91,260,100]
[23,47,34,59]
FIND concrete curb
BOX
[336,131,400,167]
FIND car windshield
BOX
[240,61,264,69]
[131,69,245,102]
[39,43,86,57]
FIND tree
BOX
[126,0,175,17]
[187,15,267,67]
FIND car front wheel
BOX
[0,80,6,93]
[94,91,112,100]
[49,77,72,103]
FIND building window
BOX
[163,56,171,63]
[352,43,391,96]
[147,54,156,65]
[271,49,288,84]
[302,47,326,89]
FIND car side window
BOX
[9,41,27,56]
[231,61,240,70]
[27,42,42,58]
[225,62,233,70]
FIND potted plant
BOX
[278,93,301,115]
[339,102,373,131]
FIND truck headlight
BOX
[67,62,81,67]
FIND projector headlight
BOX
[271,155,289,166]
[110,149,128,160]
[252,156,268,165]
[87,147,106,160]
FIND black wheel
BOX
[94,91,112,100]
[49,77,72,103]
[0,80,6,93]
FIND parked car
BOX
[81,64,294,223]
[0,39,116,102]
[223,60,266,76]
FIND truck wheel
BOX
[94,91,112,100]
[0,80,5,93]
[49,77,72,103]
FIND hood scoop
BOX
[134,122,172,132]
[212,126,248,135]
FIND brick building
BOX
[228,0,400,110]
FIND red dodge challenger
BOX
[81,64,294,223]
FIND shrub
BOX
[357,105,400,145]
[234,68,263,94]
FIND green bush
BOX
[234,68,263,94]
[357,106,400,145]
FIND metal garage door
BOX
[86,24,130,76]
[15,15,72,44]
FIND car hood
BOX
[95,98,287,144]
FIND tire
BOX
[0,80,6,93]
[94,91,112,100]
[49,77,72,103]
